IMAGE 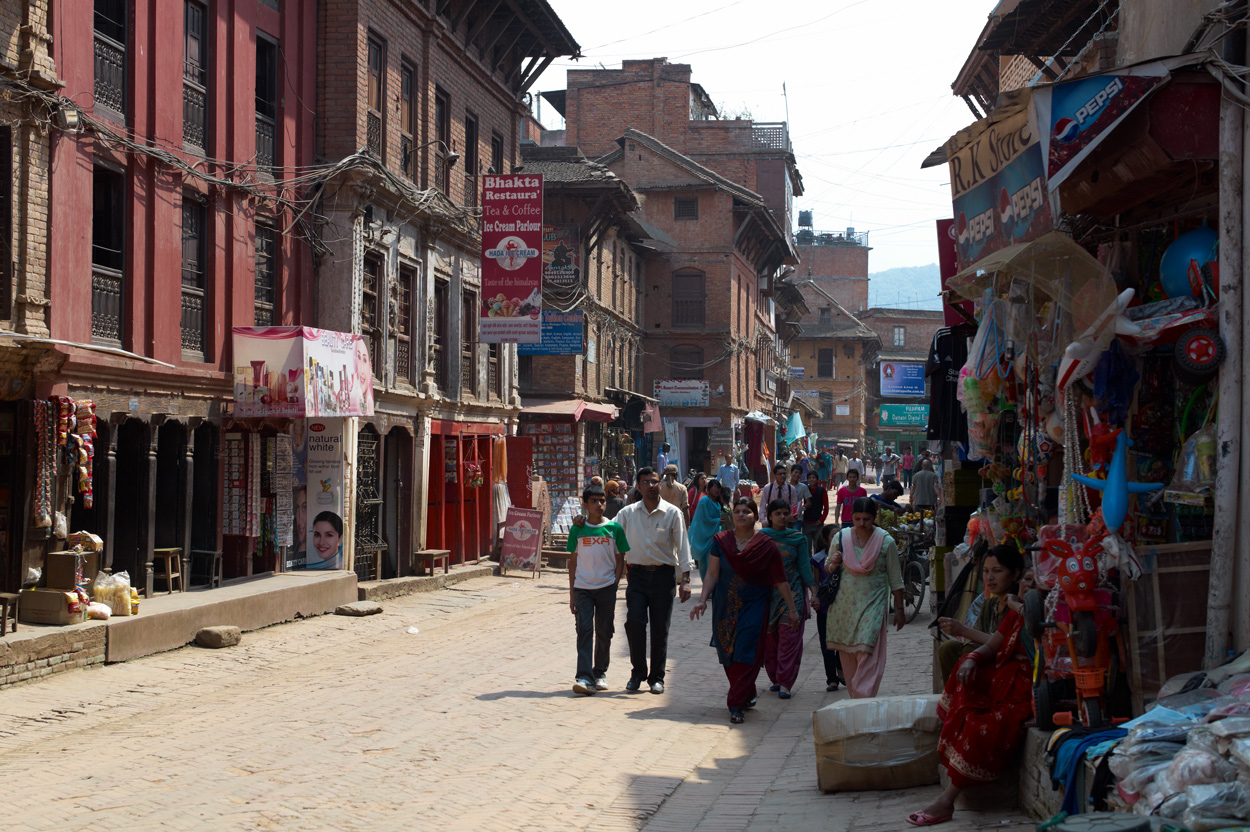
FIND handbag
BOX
[816,566,842,608]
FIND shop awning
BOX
[519,399,617,423]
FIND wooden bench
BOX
[415,549,451,575]
[0,591,17,636]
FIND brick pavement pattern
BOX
[0,574,1033,831]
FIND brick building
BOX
[315,0,579,574]
[32,0,320,594]
[597,128,797,476]
[788,282,879,454]
[859,307,944,456]
[514,145,652,508]
[0,0,55,593]
[793,227,871,313]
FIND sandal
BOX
[778,688,792,699]
[826,682,840,692]
[905,811,952,827]
[729,708,746,724]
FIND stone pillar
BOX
[180,420,197,586]
[101,414,123,572]
[140,418,161,597]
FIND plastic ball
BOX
[1159,225,1217,299]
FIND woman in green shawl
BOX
[759,499,814,698]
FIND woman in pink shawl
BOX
[824,497,905,698]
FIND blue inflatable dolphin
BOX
[1070,431,1163,532]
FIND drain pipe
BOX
[1210,12,1248,667]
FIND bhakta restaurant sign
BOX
[481,174,543,343]
[947,101,1052,269]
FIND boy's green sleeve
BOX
[565,528,580,553]
[612,523,630,553]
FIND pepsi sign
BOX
[1047,73,1163,179]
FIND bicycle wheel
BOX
[902,560,926,623]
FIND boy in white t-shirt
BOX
[566,484,631,695]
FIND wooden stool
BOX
[0,591,17,636]
[415,549,451,575]
[152,548,183,594]
[190,549,223,588]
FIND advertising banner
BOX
[304,417,346,570]
[542,224,581,290]
[500,506,545,574]
[233,327,374,418]
[947,105,1052,269]
[1037,69,1166,190]
[481,174,543,343]
[880,404,930,427]
[517,310,584,355]
[835,404,851,416]
[880,362,927,397]
[936,219,974,327]
[654,379,710,407]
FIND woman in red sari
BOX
[906,594,1035,827]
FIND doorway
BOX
[112,418,148,584]
[382,427,411,579]
[687,427,711,475]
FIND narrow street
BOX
[1,574,1031,832]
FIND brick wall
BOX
[0,624,107,689]
[795,244,870,311]
[789,337,867,446]
[860,308,944,354]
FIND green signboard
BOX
[879,404,929,427]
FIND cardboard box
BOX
[813,695,942,792]
[18,588,85,626]
[45,551,100,590]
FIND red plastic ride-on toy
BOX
[1024,536,1129,729]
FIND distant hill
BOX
[867,264,943,311]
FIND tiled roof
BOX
[519,145,624,185]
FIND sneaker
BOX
[826,682,840,692]
[594,675,609,691]
[625,677,643,692]
[649,680,665,694]
[573,678,596,696]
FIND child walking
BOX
[566,484,630,695]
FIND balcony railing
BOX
[255,114,275,171]
[181,289,205,356]
[91,265,124,344]
[751,122,790,152]
[460,347,474,399]
[794,228,870,248]
[183,83,206,150]
[396,338,411,384]
[93,33,125,114]
[366,112,382,158]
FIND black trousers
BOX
[574,583,618,680]
[816,609,844,685]
[624,564,676,684]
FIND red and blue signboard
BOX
[1045,72,1163,184]
[517,310,584,356]
[880,362,926,397]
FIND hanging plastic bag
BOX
[1170,423,1218,495]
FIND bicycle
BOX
[898,528,932,624]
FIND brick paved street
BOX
[1,574,1033,832]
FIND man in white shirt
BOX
[881,447,901,485]
[759,463,800,518]
[716,452,739,496]
[612,466,692,695]
[847,455,865,477]
[788,464,811,530]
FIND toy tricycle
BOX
[1024,536,1129,729]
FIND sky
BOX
[530,0,995,272]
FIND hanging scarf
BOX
[714,528,785,588]
[840,526,886,576]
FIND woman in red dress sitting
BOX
[906,557,1035,828]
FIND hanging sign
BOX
[880,404,930,427]
[517,310,584,356]
[654,379,710,407]
[232,327,374,418]
[305,417,347,570]
[880,362,927,397]
[481,174,543,343]
[542,224,581,290]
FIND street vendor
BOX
[936,546,1028,683]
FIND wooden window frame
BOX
[674,196,698,221]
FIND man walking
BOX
[659,464,689,522]
[910,459,940,513]
[788,464,812,530]
[881,447,901,486]
[901,446,915,488]
[657,443,671,474]
[614,467,693,694]
[802,471,829,553]
[759,463,800,518]
[847,453,865,479]
[834,449,848,489]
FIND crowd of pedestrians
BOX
[564,442,936,724]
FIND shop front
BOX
[517,399,615,534]
[423,419,506,566]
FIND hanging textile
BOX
[32,400,54,528]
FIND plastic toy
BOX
[1159,224,1218,299]
[1069,431,1163,534]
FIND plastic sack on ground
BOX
[812,695,941,793]
[1157,747,1237,797]
[1110,741,1186,780]
[93,570,132,616]
[86,602,111,620]
[1181,781,1250,831]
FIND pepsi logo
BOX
[310,422,326,433]
[1054,117,1079,143]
